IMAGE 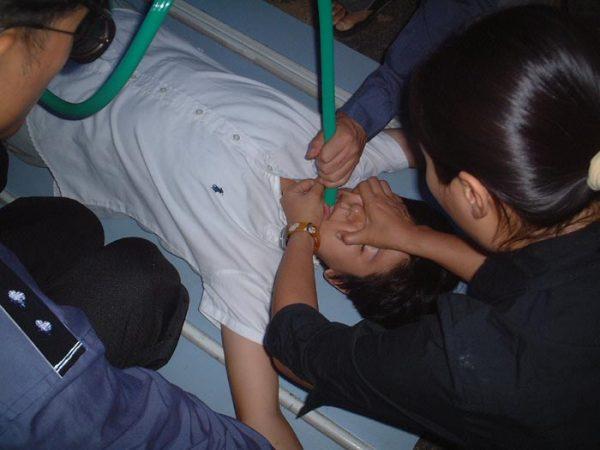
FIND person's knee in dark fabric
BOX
[50,237,189,369]
[109,237,188,337]
[325,199,460,328]
[0,197,104,290]
[106,237,190,369]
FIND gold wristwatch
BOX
[280,222,320,253]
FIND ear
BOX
[323,269,349,294]
[457,171,494,220]
[0,29,19,58]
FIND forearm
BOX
[408,228,486,282]
[271,233,318,317]
[339,62,402,139]
[341,0,499,138]
[270,233,319,387]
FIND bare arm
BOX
[403,228,485,282]
[272,179,324,316]
[221,327,302,449]
[270,232,317,388]
[271,232,318,317]
[269,179,325,387]
[218,181,325,448]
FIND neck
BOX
[501,202,600,251]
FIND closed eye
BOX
[362,245,380,261]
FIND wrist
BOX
[404,227,446,256]
[337,112,367,146]
[281,222,320,253]
[287,231,314,247]
[286,232,317,258]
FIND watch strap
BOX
[284,222,320,253]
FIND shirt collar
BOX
[468,222,600,303]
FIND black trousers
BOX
[0,196,189,369]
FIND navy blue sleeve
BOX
[0,244,272,450]
[340,0,499,138]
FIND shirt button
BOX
[195,108,204,116]
[267,165,274,172]
[130,73,138,80]
[159,87,168,93]
[232,134,240,141]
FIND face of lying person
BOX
[316,189,410,279]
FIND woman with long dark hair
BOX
[266,6,600,448]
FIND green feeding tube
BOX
[316,0,338,206]
[39,0,174,119]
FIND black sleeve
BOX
[265,304,467,446]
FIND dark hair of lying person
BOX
[331,198,460,329]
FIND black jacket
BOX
[265,222,600,449]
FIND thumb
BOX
[292,178,316,193]
[306,132,324,160]
[340,229,367,246]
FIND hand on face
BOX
[318,187,411,278]
[340,177,424,253]
[280,178,325,226]
[306,112,367,188]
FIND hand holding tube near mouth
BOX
[306,112,367,188]
[280,178,326,226]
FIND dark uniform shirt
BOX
[265,222,600,449]
[340,0,500,138]
[0,243,272,449]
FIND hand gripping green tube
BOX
[316,0,338,206]
[39,0,174,119]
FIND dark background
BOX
[264,0,599,62]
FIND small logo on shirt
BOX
[211,184,224,195]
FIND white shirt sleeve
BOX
[201,270,273,344]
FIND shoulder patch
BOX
[0,266,85,377]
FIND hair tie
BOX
[589,151,600,191]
